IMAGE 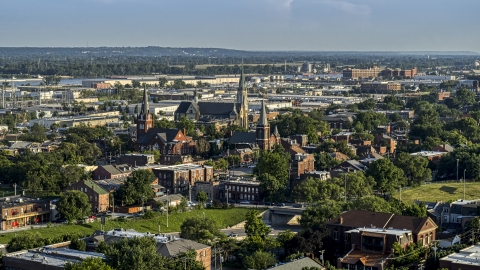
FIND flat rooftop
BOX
[440,244,480,267]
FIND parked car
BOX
[239,200,250,204]
[247,165,256,169]
[275,202,285,207]
[293,204,303,208]
[228,232,239,237]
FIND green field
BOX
[391,182,480,204]
[0,208,256,244]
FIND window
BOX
[333,229,338,240]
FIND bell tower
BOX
[136,86,153,140]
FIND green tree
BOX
[366,159,407,194]
[394,152,432,185]
[176,116,195,136]
[455,88,475,107]
[57,190,91,223]
[196,190,208,206]
[314,152,340,171]
[69,238,86,251]
[349,196,398,214]
[244,251,276,270]
[118,169,156,206]
[65,257,113,270]
[172,79,187,89]
[352,111,388,132]
[180,216,222,244]
[158,77,168,88]
[245,210,270,238]
[300,200,343,229]
[214,158,228,170]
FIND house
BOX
[432,144,455,153]
[374,134,396,154]
[154,194,184,207]
[64,180,110,213]
[84,228,211,269]
[0,196,52,231]
[323,113,355,129]
[92,164,132,180]
[326,210,437,268]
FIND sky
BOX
[1,0,479,52]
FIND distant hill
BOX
[0,47,477,58]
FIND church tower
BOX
[256,100,270,150]
[136,86,153,140]
[237,66,249,129]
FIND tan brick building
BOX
[0,197,52,231]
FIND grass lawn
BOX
[0,207,257,244]
[0,186,15,197]
[391,182,480,204]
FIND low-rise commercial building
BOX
[0,196,52,231]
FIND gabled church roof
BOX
[136,128,183,145]
[198,102,239,117]
[175,101,199,115]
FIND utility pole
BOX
[399,186,402,203]
[344,173,347,203]
[464,169,467,200]
[457,159,459,183]
[166,190,169,227]
[226,188,229,205]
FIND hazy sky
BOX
[2,0,479,52]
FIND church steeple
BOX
[237,65,245,104]
[137,86,153,140]
[256,100,270,150]
[236,64,249,129]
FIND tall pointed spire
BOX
[237,64,245,104]
[273,125,280,137]
[141,85,149,115]
[258,100,268,126]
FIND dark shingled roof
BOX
[198,102,239,117]
[136,128,182,145]
[326,210,437,233]
[175,101,199,114]
[229,131,257,144]
[326,210,393,229]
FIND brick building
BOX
[115,153,155,167]
[92,164,132,180]
[328,210,437,270]
[219,180,260,203]
[360,82,402,93]
[64,180,110,213]
[152,164,214,194]
[0,196,52,231]
[193,181,220,202]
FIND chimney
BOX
[443,144,447,150]
[339,217,343,224]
